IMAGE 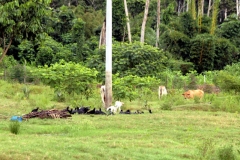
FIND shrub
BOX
[31,60,98,99]
[9,121,21,135]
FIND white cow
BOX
[106,101,124,114]
[158,86,167,99]
[114,101,124,111]
[100,85,106,105]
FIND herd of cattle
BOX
[100,84,220,106]
[22,84,219,120]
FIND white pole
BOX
[105,0,112,108]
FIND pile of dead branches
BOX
[22,109,72,120]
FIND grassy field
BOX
[0,81,239,160]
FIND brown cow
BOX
[182,89,204,99]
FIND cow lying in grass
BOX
[182,89,204,99]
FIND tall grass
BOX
[9,121,21,135]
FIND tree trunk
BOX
[198,0,204,32]
[236,0,240,19]
[140,0,150,44]
[177,0,181,16]
[0,36,12,63]
[207,0,212,17]
[99,19,106,48]
[224,8,227,20]
[156,0,161,47]
[124,0,132,43]
[186,0,189,12]
[210,0,219,35]
[190,0,196,20]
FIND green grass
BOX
[0,80,239,160]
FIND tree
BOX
[210,0,219,35]
[0,0,51,63]
[72,18,86,61]
[189,34,216,72]
[207,0,212,17]
[189,0,197,20]
[87,42,168,80]
[156,0,161,47]
[140,0,150,43]
[99,19,106,48]
[237,0,240,19]
[124,0,132,43]
[198,0,204,32]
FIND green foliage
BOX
[50,5,75,42]
[5,63,35,83]
[87,42,168,80]
[0,0,51,59]
[217,20,240,51]
[112,0,126,41]
[31,60,98,99]
[113,74,160,101]
[214,38,238,70]
[210,95,240,113]
[186,73,198,90]
[161,2,176,25]
[157,69,189,89]
[189,34,216,72]
[75,8,104,39]
[72,18,85,61]
[144,27,157,46]
[127,0,145,18]
[223,62,240,76]
[36,36,73,66]
[210,0,219,35]
[9,121,21,135]
[18,40,36,63]
[0,55,17,71]
[213,70,240,93]
[160,29,190,60]
[178,12,198,38]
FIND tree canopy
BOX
[0,0,240,77]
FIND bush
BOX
[31,60,98,99]
[9,121,21,135]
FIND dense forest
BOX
[0,0,240,81]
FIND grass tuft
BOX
[9,121,21,135]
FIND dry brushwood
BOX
[22,109,72,120]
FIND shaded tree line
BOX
[0,0,240,77]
